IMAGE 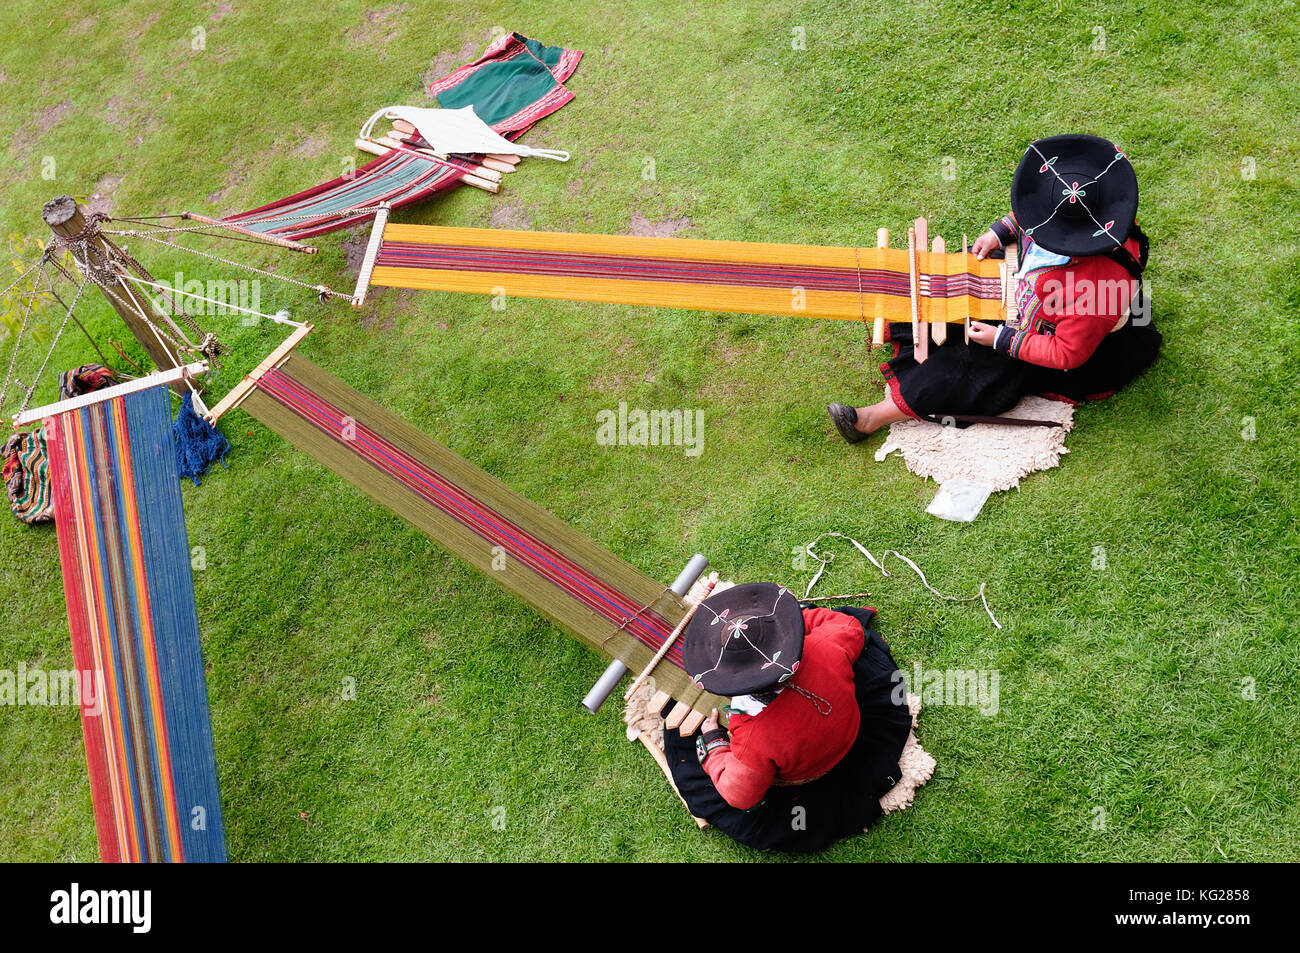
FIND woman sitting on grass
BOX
[828,134,1162,441]
[661,582,915,852]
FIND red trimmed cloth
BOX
[701,608,865,810]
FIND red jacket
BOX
[990,215,1142,370]
[701,608,864,810]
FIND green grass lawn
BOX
[1,0,1297,861]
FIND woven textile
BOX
[4,429,53,524]
[45,384,225,862]
[369,224,1009,323]
[215,33,581,242]
[240,355,722,711]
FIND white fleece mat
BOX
[875,395,1076,493]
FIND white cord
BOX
[801,531,1002,629]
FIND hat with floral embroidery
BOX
[682,583,805,696]
[1010,134,1138,257]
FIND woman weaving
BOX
[662,583,916,852]
[828,134,1162,440]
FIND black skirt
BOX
[663,617,913,854]
[880,318,1162,419]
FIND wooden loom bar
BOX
[181,212,318,254]
[624,579,715,702]
[353,138,501,194]
[15,361,209,426]
[351,203,390,308]
[204,324,312,423]
[370,135,502,183]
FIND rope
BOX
[0,292,36,415]
[111,229,346,300]
[109,203,391,231]
[0,258,45,302]
[800,531,1002,629]
[119,273,307,328]
[17,272,90,416]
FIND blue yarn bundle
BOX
[173,391,230,486]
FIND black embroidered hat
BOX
[1010,134,1138,257]
[683,583,805,696]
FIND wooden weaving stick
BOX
[872,227,888,346]
[624,578,715,702]
[14,361,208,427]
[931,235,948,345]
[181,212,318,254]
[352,203,390,308]
[203,324,312,423]
[353,138,500,193]
[913,217,929,364]
[907,226,920,356]
[963,233,971,345]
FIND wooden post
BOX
[42,195,190,395]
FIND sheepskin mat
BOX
[875,395,1076,492]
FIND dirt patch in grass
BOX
[10,99,73,154]
[341,226,369,274]
[423,38,485,91]
[566,158,596,197]
[211,1,234,20]
[38,100,74,134]
[291,135,329,159]
[87,174,124,216]
[70,16,96,35]
[206,168,246,208]
[488,201,534,230]
[347,4,407,47]
[627,213,692,237]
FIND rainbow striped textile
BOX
[44,383,225,862]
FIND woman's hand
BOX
[968,321,1000,347]
[702,708,721,734]
[971,230,1002,260]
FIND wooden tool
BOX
[624,579,716,702]
[962,233,971,345]
[931,235,947,345]
[872,227,889,346]
[913,217,929,364]
[907,226,921,361]
[353,138,500,193]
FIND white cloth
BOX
[727,694,770,716]
[359,105,570,161]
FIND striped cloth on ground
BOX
[45,384,225,862]
[4,429,53,524]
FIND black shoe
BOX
[827,403,866,444]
